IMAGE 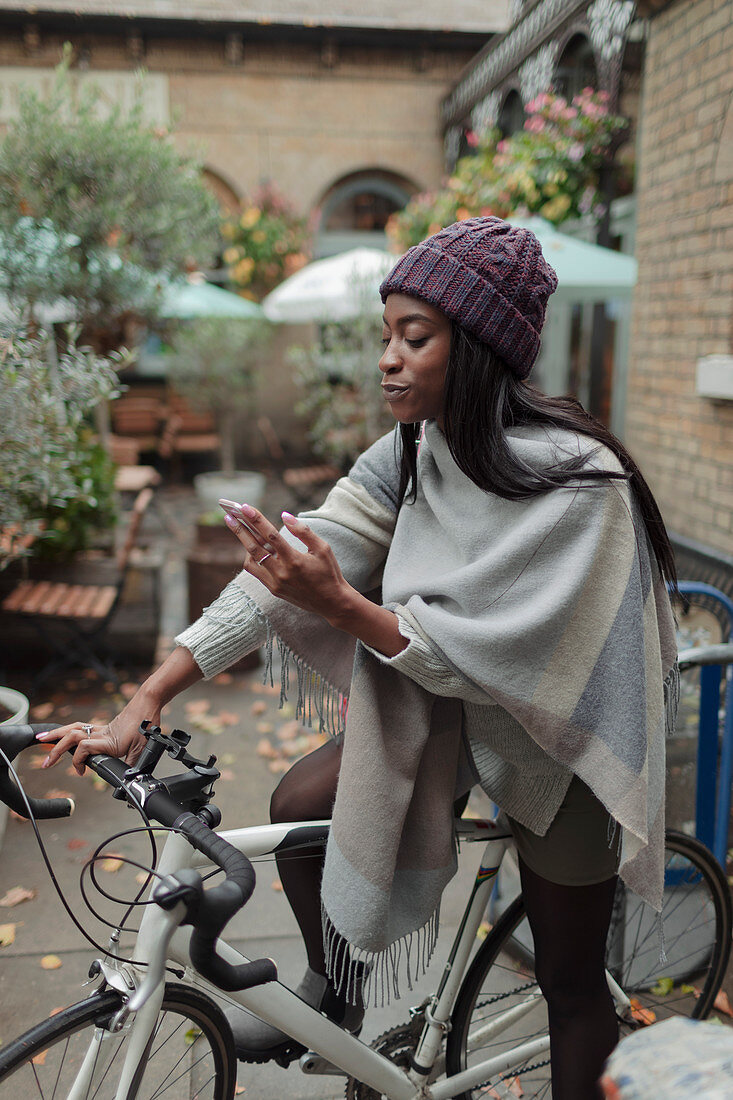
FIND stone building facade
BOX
[626,0,733,564]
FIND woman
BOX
[39,218,678,1099]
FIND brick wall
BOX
[625,0,733,555]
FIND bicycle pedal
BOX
[299,1050,347,1076]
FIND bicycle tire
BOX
[0,981,237,1100]
[445,830,732,1099]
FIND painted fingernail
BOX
[42,756,50,768]
[281,511,296,522]
[35,732,49,740]
[240,503,256,517]
[224,514,239,529]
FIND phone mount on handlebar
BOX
[114,721,222,823]
[125,721,217,778]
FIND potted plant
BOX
[165,315,272,511]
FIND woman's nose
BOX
[379,340,400,373]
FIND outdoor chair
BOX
[109,395,166,455]
[257,416,341,506]
[0,487,155,691]
[158,392,220,475]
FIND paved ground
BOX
[1,477,732,1098]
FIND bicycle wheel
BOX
[445,830,732,1099]
[0,981,237,1099]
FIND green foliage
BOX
[166,317,272,472]
[0,45,221,332]
[0,322,122,567]
[292,282,394,469]
[221,182,311,301]
[388,89,628,250]
[33,430,118,560]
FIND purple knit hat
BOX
[379,216,558,379]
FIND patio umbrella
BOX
[160,277,264,319]
[509,217,637,302]
[262,248,395,323]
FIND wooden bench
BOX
[159,393,220,461]
[109,395,166,454]
[1,488,154,687]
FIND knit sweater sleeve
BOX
[363,606,494,705]
[174,578,267,680]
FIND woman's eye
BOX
[407,337,428,348]
[380,336,390,346]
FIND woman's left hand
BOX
[225,506,354,623]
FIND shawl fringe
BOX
[260,614,347,739]
[321,904,441,1008]
[664,660,680,739]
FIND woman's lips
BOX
[381,383,410,403]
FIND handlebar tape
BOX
[173,812,277,992]
[0,724,74,820]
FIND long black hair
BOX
[397,322,677,589]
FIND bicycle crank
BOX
[345,1012,429,1100]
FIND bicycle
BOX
[0,720,730,1099]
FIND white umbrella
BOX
[262,248,395,323]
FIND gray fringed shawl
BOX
[234,421,678,1004]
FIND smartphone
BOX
[218,498,265,541]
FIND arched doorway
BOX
[498,89,525,137]
[554,33,597,101]
[315,170,416,257]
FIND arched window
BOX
[315,171,416,257]
[554,34,597,101]
[498,89,525,138]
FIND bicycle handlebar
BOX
[0,725,75,819]
[0,724,277,993]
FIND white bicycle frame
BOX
[73,815,630,1100]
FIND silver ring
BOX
[257,553,271,565]
[81,724,93,739]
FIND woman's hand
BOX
[226,506,355,623]
[35,698,156,776]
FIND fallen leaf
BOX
[184,1026,202,1046]
[280,702,295,718]
[476,921,491,942]
[214,672,233,685]
[256,721,275,735]
[216,711,240,727]
[628,998,656,1026]
[271,879,284,892]
[191,715,225,735]
[30,703,54,720]
[99,853,125,873]
[0,923,18,946]
[250,682,279,696]
[277,720,303,742]
[508,1077,524,1097]
[49,1007,64,1016]
[0,886,36,908]
[235,1086,246,1095]
[256,739,277,759]
[31,1050,47,1065]
[268,760,291,774]
[251,701,267,716]
[219,769,236,781]
[45,789,73,800]
[40,955,62,970]
[135,871,150,886]
[184,699,211,716]
[714,989,733,1017]
[650,976,674,997]
[220,753,236,766]
[67,838,88,851]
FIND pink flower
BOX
[465,130,479,147]
[496,139,508,153]
[563,107,578,120]
[568,143,585,162]
[524,117,545,133]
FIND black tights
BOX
[270,741,618,1098]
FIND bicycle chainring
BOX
[344,1016,424,1100]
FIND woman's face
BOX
[379,294,451,425]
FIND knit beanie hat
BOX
[379,216,558,379]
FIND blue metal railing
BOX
[676,582,733,868]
